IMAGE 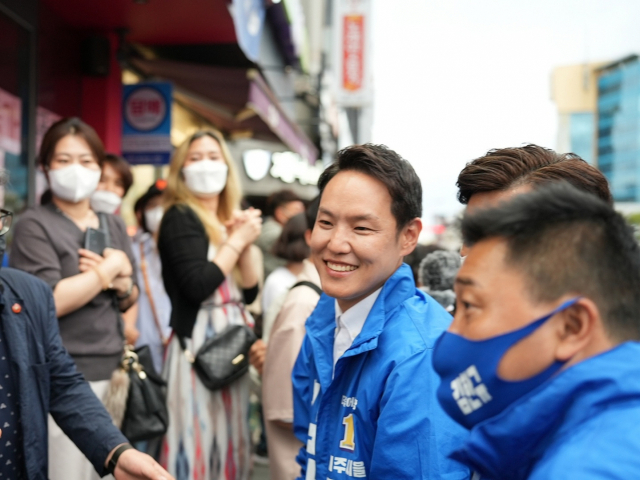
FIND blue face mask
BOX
[432,297,580,429]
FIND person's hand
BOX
[103,248,133,278]
[112,275,134,297]
[78,248,106,273]
[124,321,140,345]
[113,448,174,480]
[249,339,267,375]
[227,209,262,251]
[224,209,246,236]
[225,208,261,236]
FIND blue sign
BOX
[231,0,265,63]
[122,82,173,165]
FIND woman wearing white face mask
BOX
[90,153,133,215]
[129,180,172,376]
[157,130,262,479]
[92,153,141,346]
[9,117,139,480]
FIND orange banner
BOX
[342,15,365,92]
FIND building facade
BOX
[552,56,640,204]
[0,0,367,226]
[551,62,602,166]
[596,55,640,202]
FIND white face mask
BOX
[144,205,164,234]
[48,164,101,203]
[90,190,122,214]
[182,160,228,197]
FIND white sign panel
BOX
[334,0,373,107]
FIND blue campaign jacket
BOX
[0,268,127,480]
[451,342,640,480]
[292,264,469,480]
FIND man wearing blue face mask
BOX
[433,183,640,479]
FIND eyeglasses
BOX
[0,209,13,236]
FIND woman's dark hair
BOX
[267,189,302,216]
[456,144,612,205]
[104,153,134,196]
[38,117,106,170]
[318,144,422,231]
[272,213,310,262]
[462,183,640,341]
[134,180,167,232]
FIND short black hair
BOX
[266,189,302,216]
[104,153,134,196]
[318,144,422,231]
[272,213,310,262]
[306,195,320,231]
[462,183,640,341]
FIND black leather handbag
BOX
[178,321,257,391]
[120,345,169,442]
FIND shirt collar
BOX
[334,287,382,341]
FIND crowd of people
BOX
[0,115,639,480]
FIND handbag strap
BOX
[139,241,168,346]
[177,298,253,363]
[291,280,322,296]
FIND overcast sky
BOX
[371,0,640,225]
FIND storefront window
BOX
[0,10,30,215]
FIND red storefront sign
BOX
[342,15,364,92]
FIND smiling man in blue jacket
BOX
[291,144,468,480]
[433,183,640,479]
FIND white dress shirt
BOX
[333,288,382,374]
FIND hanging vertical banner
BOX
[334,0,372,107]
[229,0,266,63]
[121,82,173,165]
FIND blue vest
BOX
[292,264,469,479]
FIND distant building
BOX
[596,55,640,202]
[552,56,640,203]
[551,62,602,166]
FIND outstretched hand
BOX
[114,449,174,480]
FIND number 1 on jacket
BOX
[340,414,355,451]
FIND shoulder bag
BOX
[101,217,169,441]
[178,304,257,391]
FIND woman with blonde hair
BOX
[157,130,261,479]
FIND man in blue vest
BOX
[433,183,640,479]
[291,144,468,479]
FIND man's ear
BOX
[304,229,312,247]
[399,218,422,256]
[554,297,601,362]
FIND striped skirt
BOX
[160,300,251,480]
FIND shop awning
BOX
[129,57,318,164]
